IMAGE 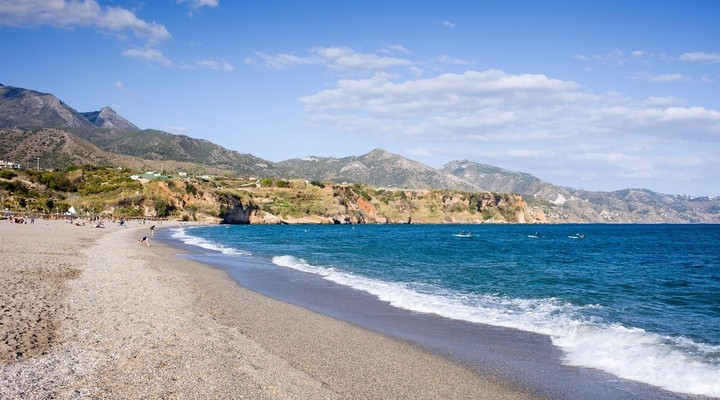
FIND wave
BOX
[272,254,720,397]
[170,227,250,256]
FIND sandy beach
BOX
[0,219,543,399]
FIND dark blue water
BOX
[169,223,720,397]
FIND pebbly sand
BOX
[0,219,543,399]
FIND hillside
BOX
[0,84,280,178]
[0,84,92,129]
[0,128,236,177]
[1,83,718,223]
[278,148,477,191]
[73,127,279,177]
[441,160,558,194]
[442,160,720,223]
[0,167,542,225]
[0,128,117,168]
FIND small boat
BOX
[527,232,541,238]
[453,231,473,238]
[568,233,586,239]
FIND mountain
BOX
[279,154,719,222]
[0,84,93,129]
[1,83,718,223]
[440,160,562,194]
[443,160,720,223]
[73,128,279,177]
[0,84,280,178]
[81,107,138,131]
[278,148,477,190]
[0,127,242,175]
[0,84,136,131]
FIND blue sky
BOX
[1,0,719,196]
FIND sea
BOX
[161,223,720,399]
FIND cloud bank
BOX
[300,69,720,141]
[0,0,171,43]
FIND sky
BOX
[1,0,719,196]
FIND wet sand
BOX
[0,219,542,399]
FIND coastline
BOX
[162,225,696,400]
[0,220,542,399]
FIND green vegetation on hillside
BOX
[0,165,542,224]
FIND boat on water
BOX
[568,233,586,239]
[527,232,541,238]
[453,231,473,238]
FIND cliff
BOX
[216,179,543,225]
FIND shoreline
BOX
[162,225,694,400]
[0,220,543,399]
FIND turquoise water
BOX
[169,224,720,397]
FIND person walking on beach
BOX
[138,236,150,246]
[150,225,155,236]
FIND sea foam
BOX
[171,227,250,256]
[272,254,720,397]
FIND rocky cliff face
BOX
[214,181,543,225]
[218,192,257,224]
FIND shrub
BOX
[154,199,174,218]
[0,169,17,180]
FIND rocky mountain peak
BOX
[81,106,139,131]
[364,148,394,161]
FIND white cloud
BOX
[114,81,124,91]
[245,52,314,69]
[570,151,656,178]
[379,44,410,55]
[122,48,173,67]
[0,0,171,43]
[312,46,412,70]
[196,59,235,71]
[578,49,720,69]
[680,52,720,64]
[302,69,582,119]
[247,46,413,71]
[632,72,690,83]
[573,54,591,62]
[436,55,472,65]
[438,20,456,28]
[182,0,220,8]
[641,96,684,107]
[178,0,219,16]
[0,0,174,67]
[300,69,720,146]
[573,50,626,65]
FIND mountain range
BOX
[1,83,718,223]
